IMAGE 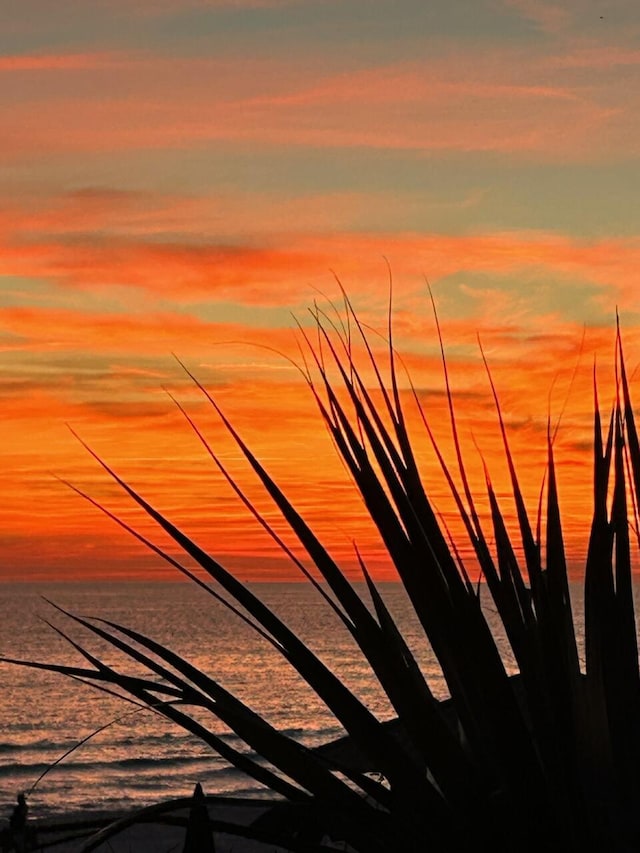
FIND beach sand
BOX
[19,801,295,852]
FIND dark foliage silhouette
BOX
[3,301,640,852]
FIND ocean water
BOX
[0,580,576,821]
[0,581,445,820]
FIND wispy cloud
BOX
[0,51,125,71]
[0,49,633,161]
[4,0,640,579]
[4,216,640,312]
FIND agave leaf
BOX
[0,655,175,696]
[581,372,617,796]
[172,360,385,643]
[341,292,480,601]
[479,340,543,601]
[605,403,640,794]
[172,365,485,813]
[58,472,285,649]
[48,599,393,813]
[312,322,563,847]
[310,321,564,839]
[428,288,485,552]
[615,326,640,704]
[485,479,572,788]
[612,417,638,684]
[166,389,352,631]
[171,374,478,805]
[71,434,438,793]
[4,649,305,799]
[91,615,389,811]
[309,304,408,483]
[485,478,533,630]
[485,483,537,684]
[545,432,580,681]
[618,319,640,507]
[16,303,640,851]
[315,316,473,603]
[355,552,486,811]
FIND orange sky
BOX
[2,0,640,581]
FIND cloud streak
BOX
[1,46,636,161]
[2,196,640,313]
[4,0,640,580]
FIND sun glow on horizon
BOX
[1,301,633,582]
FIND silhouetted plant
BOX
[3,300,640,852]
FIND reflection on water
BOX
[0,579,598,818]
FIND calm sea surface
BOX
[0,580,582,820]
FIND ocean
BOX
[0,579,572,822]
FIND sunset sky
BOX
[2,0,640,581]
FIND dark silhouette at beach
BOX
[1,793,36,853]
[182,783,215,853]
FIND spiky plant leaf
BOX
[5,304,640,852]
